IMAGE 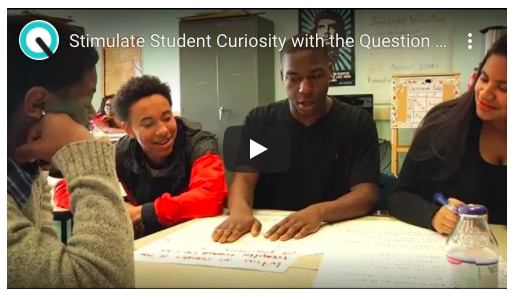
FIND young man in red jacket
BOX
[54,75,227,237]
[114,75,227,237]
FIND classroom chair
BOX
[373,171,397,215]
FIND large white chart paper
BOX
[134,211,329,273]
[313,221,507,288]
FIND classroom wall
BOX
[9,9,507,144]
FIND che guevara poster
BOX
[298,9,356,86]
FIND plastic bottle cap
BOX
[457,204,487,215]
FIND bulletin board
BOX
[390,72,461,174]
[102,38,143,96]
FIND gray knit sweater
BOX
[7,141,135,288]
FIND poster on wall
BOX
[298,9,356,87]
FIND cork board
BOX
[391,72,460,129]
[102,38,143,96]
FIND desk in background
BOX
[133,213,507,288]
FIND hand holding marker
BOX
[434,193,459,214]
[434,193,489,223]
[431,193,467,235]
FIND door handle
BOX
[219,107,226,120]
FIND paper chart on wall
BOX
[390,75,461,129]
[406,80,444,127]
[134,211,329,272]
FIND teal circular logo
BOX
[19,20,59,60]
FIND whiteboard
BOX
[354,10,456,104]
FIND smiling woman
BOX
[389,34,507,233]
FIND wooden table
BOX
[134,214,507,288]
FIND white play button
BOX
[250,139,267,159]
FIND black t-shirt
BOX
[244,98,380,211]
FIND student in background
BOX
[92,94,126,134]
[389,35,507,235]
[212,33,380,243]
[113,75,227,237]
[7,14,134,288]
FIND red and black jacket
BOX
[116,117,227,236]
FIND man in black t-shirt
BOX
[212,33,380,243]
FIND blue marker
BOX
[434,193,458,214]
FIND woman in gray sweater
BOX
[7,13,135,288]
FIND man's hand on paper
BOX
[431,197,464,235]
[264,206,323,241]
[212,212,262,243]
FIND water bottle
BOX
[446,204,499,288]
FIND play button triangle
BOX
[250,139,267,159]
